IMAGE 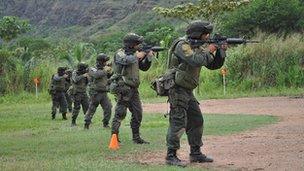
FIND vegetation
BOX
[0,0,304,100]
[0,103,277,170]
[217,0,304,36]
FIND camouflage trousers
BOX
[51,91,67,116]
[65,92,73,112]
[166,85,204,150]
[111,87,142,136]
[84,91,112,126]
[71,92,89,120]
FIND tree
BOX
[0,16,30,43]
[60,42,96,68]
[218,0,304,36]
[153,0,250,22]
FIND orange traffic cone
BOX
[109,134,119,150]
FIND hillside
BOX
[0,0,190,39]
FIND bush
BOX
[218,0,304,36]
[226,33,304,90]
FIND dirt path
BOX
[140,97,304,170]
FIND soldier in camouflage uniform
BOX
[49,67,68,120]
[110,33,154,144]
[71,62,89,126]
[65,69,73,113]
[84,53,113,129]
[165,20,228,167]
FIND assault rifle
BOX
[139,43,166,58]
[188,34,259,46]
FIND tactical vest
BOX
[72,72,88,93]
[115,50,140,88]
[89,68,108,92]
[168,37,202,90]
[51,74,66,92]
[65,79,71,91]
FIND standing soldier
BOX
[164,20,227,167]
[110,33,154,144]
[49,67,68,120]
[84,53,113,129]
[71,62,89,126]
[65,69,73,113]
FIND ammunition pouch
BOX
[174,68,198,90]
[109,74,131,96]
[67,86,75,96]
[151,69,176,96]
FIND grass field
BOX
[0,103,278,170]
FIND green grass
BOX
[0,103,278,170]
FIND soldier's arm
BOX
[72,71,86,83]
[139,53,152,71]
[115,52,137,66]
[205,48,226,70]
[53,74,65,81]
[91,70,107,79]
[174,41,214,67]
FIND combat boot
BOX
[84,123,90,129]
[132,134,150,144]
[166,149,187,167]
[51,114,56,120]
[189,146,213,163]
[62,113,67,120]
[103,122,110,128]
[71,119,77,127]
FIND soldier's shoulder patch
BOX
[116,50,126,58]
[181,43,193,56]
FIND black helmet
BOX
[77,62,88,71]
[186,20,213,39]
[123,33,144,47]
[57,67,66,73]
[96,53,109,62]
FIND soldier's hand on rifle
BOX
[147,50,155,57]
[136,51,146,59]
[104,66,112,73]
[83,73,89,77]
[208,44,217,54]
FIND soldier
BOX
[110,33,154,144]
[65,69,73,113]
[84,53,113,129]
[71,62,89,126]
[164,20,227,167]
[49,67,68,120]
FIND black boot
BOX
[51,114,56,120]
[84,123,89,129]
[71,118,77,127]
[166,149,187,167]
[62,113,67,120]
[132,134,149,144]
[103,122,110,128]
[189,146,213,163]
[132,129,150,144]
